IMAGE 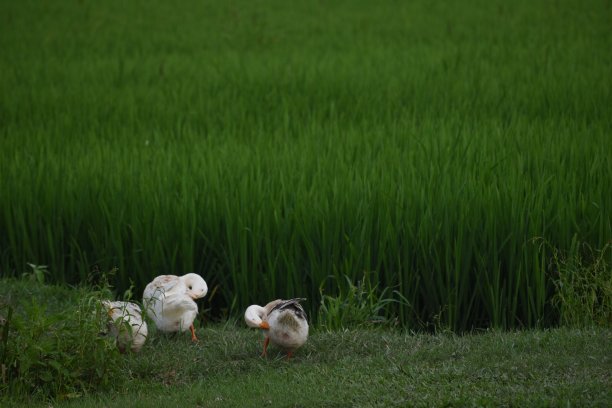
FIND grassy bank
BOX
[1,0,611,329]
[1,280,611,406]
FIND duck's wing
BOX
[161,296,198,313]
[104,301,144,322]
[262,299,282,317]
[269,298,307,320]
[122,302,144,319]
[144,275,182,300]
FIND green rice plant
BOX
[318,271,409,331]
[0,0,610,331]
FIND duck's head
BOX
[244,305,270,330]
[182,273,208,300]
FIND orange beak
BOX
[259,321,270,330]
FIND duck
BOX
[142,273,208,342]
[244,298,308,359]
[101,300,148,353]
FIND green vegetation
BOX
[1,0,609,405]
[0,279,122,400]
[317,271,408,331]
[0,0,610,331]
[546,239,612,327]
[1,280,610,407]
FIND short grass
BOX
[5,326,611,407]
[1,280,611,407]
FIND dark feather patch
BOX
[270,298,307,321]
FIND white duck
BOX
[244,298,308,359]
[142,273,208,342]
[101,300,148,353]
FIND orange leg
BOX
[286,351,293,360]
[190,324,198,342]
[262,336,270,357]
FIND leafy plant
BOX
[22,263,48,285]
[541,238,611,327]
[318,272,409,330]
[0,275,123,401]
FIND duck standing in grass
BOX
[143,273,208,342]
[245,298,308,359]
[102,300,148,353]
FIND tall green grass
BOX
[0,0,610,330]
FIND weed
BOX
[22,264,48,285]
[540,237,612,327]
[0,276,123,401]
[318,272,409,330]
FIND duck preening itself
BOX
[143,273,208,342]
[245,298,308,359]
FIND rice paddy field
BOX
[0,0,610,331]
